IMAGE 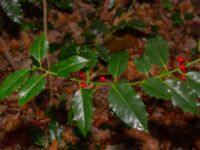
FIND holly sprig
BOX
[0,33,200,137]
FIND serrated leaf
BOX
[108,84,148,132]
[142,78,171,100]
[0,0,22,23]
[18,74,46,105]
[186,71,200,97]
[108,51,128,79]
[30,33,49,64]
[134,55,151,74]
[145,35,169,68]
[50,56,89,77]
[72,89,93,137]
[0,69,30,100]
[165,80,198,114]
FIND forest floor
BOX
[0,0,200,149]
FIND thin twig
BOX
[0,37,17,71]
[43,0,53,100]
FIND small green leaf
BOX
[30,33,49,64]
[108,84,148,132]
[171,12,183,26]
[48,119,63,142]
[50,56,89,77]
[18,74,46,105]
[163,0,172,10]
[29,127,45,147]
[96,45,110,62]
[72,89,93,137]
[81,51,97,70]
[0,0,22,23]
[165,79,198,114]
[134,55,151,75]
[118,19,148,29]
[142,78,171,100]
[91,19,108,34]
[108,51,128,79]
[0,69,30,100]
[186,72,200,97]
[145,35,169,68]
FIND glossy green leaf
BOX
[142,78,171,100]
[81,51,97,70]
[18,74,46,105]
[0,69,30,100]
[30,33,49,63]
[165,80,198,114]
[134,55,151,74]
[0,0,22,23]
[108,51,128,79]
[108,84,148,132]
[145,35,169,68]
[50,56,89,77]
[186,72,200,97]
[72,89,93,137]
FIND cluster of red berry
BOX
[79,72,106,89]
[178,56,186,81]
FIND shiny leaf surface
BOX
[108,84,148,132]
[186,71,200,97]
[108,51,128,79]
[50,56,89,77]
[18,74,46,105]
[72,89,93,137]
[165,80,198,114]
[0,69,30,100]
[30,33,49,63]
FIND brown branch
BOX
[0,37,17,71]
[43,0,53,100]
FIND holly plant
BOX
[0,0,200,138]
[0,32,200,137]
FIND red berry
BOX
[178,57,185,63]
[79,72,85,78]
[181,74,186,81]
[81,82,87,88]
[99,75,106,82]
[180,64,186,70]
[181,68,187,73]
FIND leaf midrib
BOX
[57,59,87,72]
[111,84,142,126]
[166,82,196,110]
[143,81,168,99]
[1,70,29,98]
[20,75,45,99]
[151,38,166,67]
